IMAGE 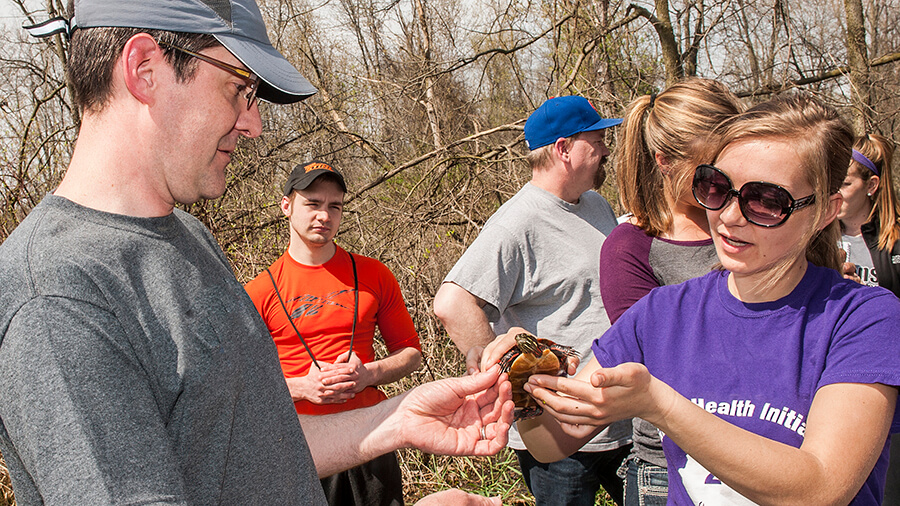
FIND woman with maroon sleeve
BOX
[598,78,742,505]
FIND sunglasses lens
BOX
[740,183,791,226]
[693,165,731,210]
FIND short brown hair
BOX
[526,142,554,171]
[66,1,218,113]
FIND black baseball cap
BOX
[283,161,347,195]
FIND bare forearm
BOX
[644,381,895,505]
[446,313,495,355]
[299,394,403,478]
[368,347,422,386]
[517,413,604,463]
[433,282,495,354]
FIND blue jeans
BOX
[515,445,630,506]
[623,458,668,506]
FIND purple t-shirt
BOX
[593,264,900,505]
[599,222,718,467]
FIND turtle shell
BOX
[499,332,579,421]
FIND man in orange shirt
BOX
[246,160,422,505]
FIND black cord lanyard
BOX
[266,249,359,369]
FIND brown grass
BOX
[0,454,13,506]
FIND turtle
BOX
[499,332,579,421]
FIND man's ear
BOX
[281,194,293,217]
[120,33,167,106]
[552,137,570,163]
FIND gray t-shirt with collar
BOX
[445,182,632,451]
[0,194,326,505]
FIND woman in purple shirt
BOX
[485,94,900,505]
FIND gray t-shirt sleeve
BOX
[445,225,528,323]
[0,297,187,505]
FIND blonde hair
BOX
[615,78,743,237]
[526,143,555,171]
[712,94,852,276]
[850,133,900,250]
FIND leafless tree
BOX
[2,0,900,503]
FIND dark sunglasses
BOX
[692,164,815,227]
[157,40,260,110]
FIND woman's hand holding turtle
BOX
[522,361,678,431]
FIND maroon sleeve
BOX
[599,223,659,324]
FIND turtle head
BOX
[514,333,542,358]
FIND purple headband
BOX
[851,149,880,176]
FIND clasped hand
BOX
[286,351,373,404]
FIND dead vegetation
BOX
[2,0,900,504]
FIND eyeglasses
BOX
[692,164,815,227]
[157,40,260,110]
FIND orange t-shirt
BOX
[245,245,420,415]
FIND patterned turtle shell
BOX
[499,332,579,421]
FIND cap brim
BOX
[216,33,317,104]
[581,117,623,132]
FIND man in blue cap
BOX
[0,0,513,503]
[435,96,632,505]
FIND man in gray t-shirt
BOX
[0,1,512,504]
[434,96,632,506]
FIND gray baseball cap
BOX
[72,0,317,104]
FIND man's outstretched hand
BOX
[303,365,513,478]
[394,365,514,456]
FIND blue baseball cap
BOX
[524,96,622,150]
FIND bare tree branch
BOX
[347,121,525,203]
[737,50,900,98]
